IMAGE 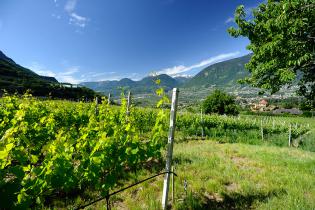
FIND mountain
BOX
[0,50,95,99]
[81,74,179,95]
[40,76,59,83]
[173,76,191,84]
[183,54,251,88]
[0,51,58,92]
[0,50,16,64]
[81,54,252,96]
[81,78,136,94]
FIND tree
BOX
[203,89,239,115]
[228,0,315,108]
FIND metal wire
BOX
[75,171,178,210]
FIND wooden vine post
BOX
[108,93,111,105]
[126,91,131,116]
[171,166,175,204]
[162,88,179,210]
[201,108,204,139]
[260,120,264,141]
[272,119,275,130]
[288,124,292,147]
[95,97,99,116]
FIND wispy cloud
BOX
[89,72,116,78]
[58,75,82,84]
[129,73,142,81]
[28,62,143,83]
[69,12,87,28]
[60,66,79,76]
[155,52,240,77]
[28,62,56,77]
[28,62,83,84]
[51,13,61,19]
[57,66,83,83]
[80,72,142,82]
[27,52,241,84]
[64,0,89,28]
[225,17,234,24]
[64,0,77,12]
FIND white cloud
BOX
[27,62,83,84]
[35,70,56,77]
[129,73,142,81]
[155,65,186,76]
[27,52,241,84]
[52,13,61,19]
[58,75,82,84]
[90,72,116,77]
[173,74,193,78]
[69,12,88,28]
[61,66,79,76]
[64,0,88,28]
[57,66,82,83]
[155,52,240,76]
[78,71,142,82]
[64,0,77,13]
[77,71,122,82]
[27,62,56,77]
[225,17,234,24]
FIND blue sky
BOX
[0,0,262,83]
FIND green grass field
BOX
[89,140,315,210]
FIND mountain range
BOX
[81,54,251,95]
[0,49,252,98]
[0,50,95,99]
[183,54,251,88]
[81,74,191,95]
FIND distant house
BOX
[259,99,268,107]
[272,108,303,115]
[251,99,271,111]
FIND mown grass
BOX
[85,140,315,210]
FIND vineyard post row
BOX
[248,116,305,147]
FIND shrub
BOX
[203,89,239,115]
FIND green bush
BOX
[203,89,239,115]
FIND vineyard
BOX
[0,94,313,209]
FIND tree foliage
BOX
[203,89,239,115]
[228,0,315,108]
